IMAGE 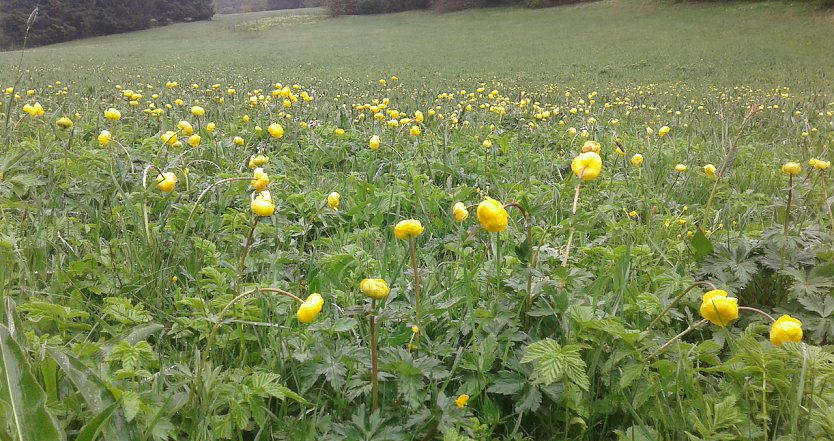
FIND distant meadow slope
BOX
[1,1,833,90]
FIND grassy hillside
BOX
[1,1,833,89]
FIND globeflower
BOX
[658,125,671,138]
[251,191,275,217]
[704,164,716,177]
[482,139,492,150]
[268,123,284,139]
[177,120,194,136]
[327,192,340,210]
[410,125,421,136]
[809,158,830,170]
[187,134,201,147]
[206,122,216,133]
[360,278,390,300]
[156,172,177,192]
[98,130,112,147]
[334,128,345,136]
[581,140,600,154]
[191,106,205,117]
[630,154,644,167]
[369,135,380,150]
[675,164,688,172]
[56,117,73,129]
[233,136,245,146]
[571,152,602,181]
[394,219,424,240]
[769,314,803,347]
[477,197,508,233]
[452,202,469,221]
[161,131,178,146]
[251,168,270,192]
[297,293,324,323]
[699,289,739,327]
[781,161,801,176]
[104,107,121,120]
[455,394,470,408]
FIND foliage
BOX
[0,2,834,440]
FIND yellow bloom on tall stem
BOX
[581,140,600,154]
[394,219,424,239]
[769,314,803,346]
[455,394,470,408]
[161,131,178,146]
[630,154,644,167]
[571,152,602,181]
[98,130,112,147]
[699,290,739,327]
[104,107,121,120]
[704,164,716,177]
[781,161,801,176]
[658,125,671,138]
[251,191,275,217]
[477,197,508,233]
[369,135,380,150]
[360,278,390,300]
[251,168,269,192]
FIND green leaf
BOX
[76,402,120,441]
[0,324,65,441]
[690,229,714,260]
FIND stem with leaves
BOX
[409,236,421,347]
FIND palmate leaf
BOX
[0,325,65,441]
[522,339,589,392]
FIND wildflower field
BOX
[2,1,834,440]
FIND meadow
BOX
[1,1,834,440]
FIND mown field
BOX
[1,1,834,440]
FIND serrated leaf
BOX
[690,229,714,260]
[516,385,541,413]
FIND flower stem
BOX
[647,281,717,330]
[369,299,379,411]
[238,217,260,282]
[738,306,776,323]
[648,319,708,360]
[562,169,584,266]
[409,236,421,347]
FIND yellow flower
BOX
[477,197,509,233]
[658,125,671,138]
[414,110,424,123]
[394,219,424,240]
[675,164,688,172]
[160,131,178,146]
[206,122,216,133]
[251,168,270,192]
[251,191,275,217]
[781,161,801,176]
[482,139,493,150]
[98,130,112,147]
[452,202,469,221]
[614,146,625,156]
[699,290,739,327]
[571,152,603,181]
[268,123,284,139]
[454,394,470,408]
[369,135,380,150]
[704,164,716,177]
[233,136,245,146]
[191,106,205,117]
[629,210,638,218]
[581,140,600,154]
[334,128,345,136]
[630,154,644,167]
[811,158,830,170]
[360,278,390,300]
[567,127,577,136]
[297,293,324,323]
[242,114,250,123]
[56,117,73,129]
[104,107,122,120]
[156,172,177,192]
[187,134,201,147]
[769,314,803,347]
[227,88,236,96]
[252,154,268,166]
[327,192,340,210]
[410,125,421,136]
[177,120,194,136]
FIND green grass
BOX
[1,1,834,440]
[2,1,834,88]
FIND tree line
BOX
[1,0,215,49]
